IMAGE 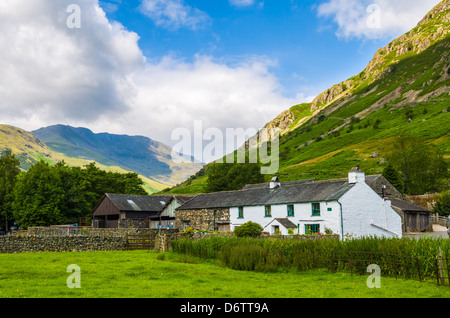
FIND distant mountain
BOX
[0,124,202,193]
[32,125,203,189]
[0,124,58,170]
[166,0,450,194]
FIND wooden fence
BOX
[430,215,449,228]
[171,243,450,287]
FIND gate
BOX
[126,234,154,250]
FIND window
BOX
[305,224,320,234]
[287,204,294,217]
[183,221,190,230]
[265,205,272,217]
[238,207,244,218]
[312,203,321,216]
[327,207,332,212]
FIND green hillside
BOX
[0,124,172,194]
[165,1,450,194]
[32,125,203,188]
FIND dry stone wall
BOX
[0,236,128,253]
[0,228,179,254]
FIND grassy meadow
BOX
[0,250,449,298]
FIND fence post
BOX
[350,251,353,275]
[438,246,445,286]
[312,250,315,269]
[416,257,422,282]
[393,255,397,280]
[436,258,441,286]
[331,251,334,273]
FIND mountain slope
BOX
[32,125,203,188]
[166,0,449,194]
[0,124,202,193]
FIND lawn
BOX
[0,250,449,298]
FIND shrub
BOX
[222,244,267,271]
[233,221,263,237]
[433,191,450,216]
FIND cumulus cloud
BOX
[0,0,143,125]
[317,0,441,40]
[139,0,211,30]
[0,0,296,161]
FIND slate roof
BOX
[389,198,430,213]
[105,193,173,212]
[274,218,297,229]
[176,179,354,210]
[241,179,316,190]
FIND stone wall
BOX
[1,228,180,254]
[175,208,230,232]
[0,236,128,254]
[26,227,178,237]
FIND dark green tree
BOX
[12,161,65,228]
[389,132,448,195]
[433,191,450,216]
[0,150,21,231]
[11,160,148,228]
[206,163,264,192]
[382,163,404,193]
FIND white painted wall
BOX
[230,201,342,235]
[229,177,402,239]
[339,181,402,239]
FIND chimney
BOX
[348,166,365,184]
[270,176,281,189]
[382,185,387,198]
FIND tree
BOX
[0,150,21,230]
[11,161,148,228]
[433,191,450,216]
[389,132,448,195]
[12,161,65,228]
[382,163,404,193]
[234,221,263,237]
[206,163,264,192]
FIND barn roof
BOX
[176,179,354,210]
[389,198,430,213]
[104,193,173,212]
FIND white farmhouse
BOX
[176,167,402,239]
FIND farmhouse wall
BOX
[340,182,402,238]
[175,208,230,231]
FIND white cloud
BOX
[93,54,296,158]
[0,0,143,125]
[317,0,441,40]
[0,0,296,162]
[229,0,255,7]
[229,0,264,9]
[139,0,210,30]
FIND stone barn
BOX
[389,198,432,232]
[92,194,191,229]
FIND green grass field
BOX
[0,250,449,298]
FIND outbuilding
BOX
[92,194,192,229]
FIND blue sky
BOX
[99,0,393,99]
[0,0,441,161]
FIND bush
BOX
[433,191,450,216]
[233,221,263,237]
[222,244,267,271]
